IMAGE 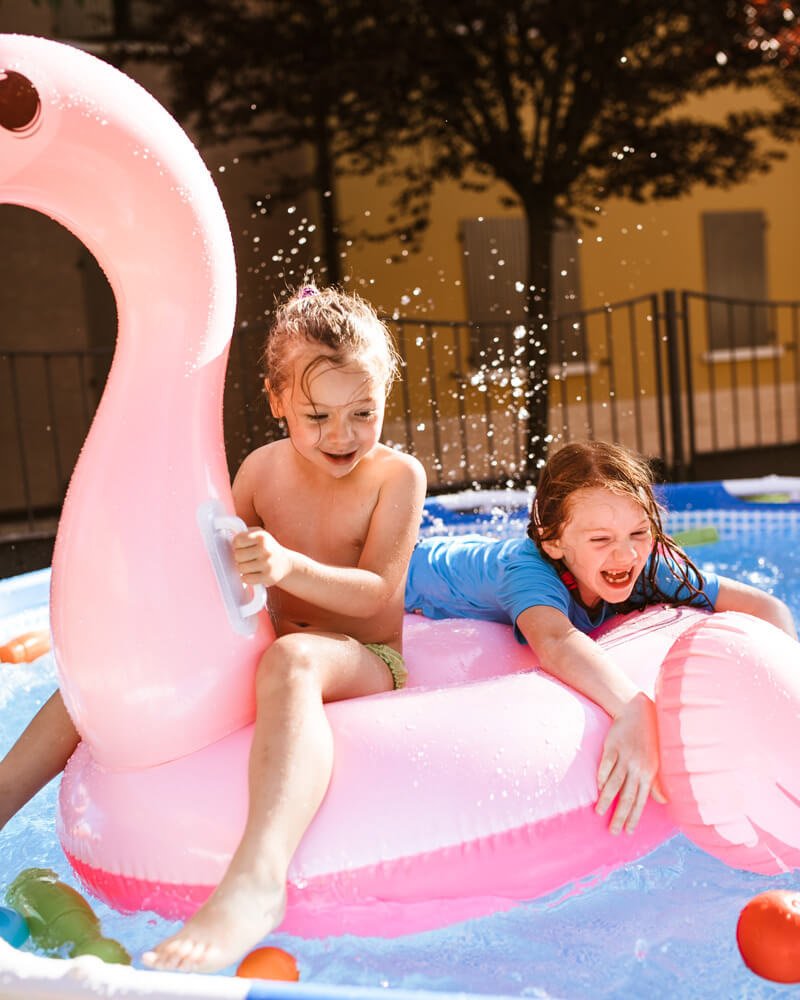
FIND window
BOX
[702,210,771,353]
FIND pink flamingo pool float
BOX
[1,34,799,938]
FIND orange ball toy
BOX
[737,890,800,983]
[236,946,300,981]
[0,630,51,664]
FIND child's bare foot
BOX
[141,871,286,973]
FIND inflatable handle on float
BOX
[196,500,266,633]
[6,869,130,964]
[0,34,273,770]
[214,518,267,619]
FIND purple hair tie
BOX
[298,285,317,298]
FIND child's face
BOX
[269,347,386,479]
[541,487,653,608]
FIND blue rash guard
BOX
[404,534,720,642]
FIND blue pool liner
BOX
[658,480,800,511]
[421,479,800,541]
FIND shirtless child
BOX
[0,284,426,973]
[141,285,426,971]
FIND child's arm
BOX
[713,575,797,639]
[232,457,260,528]
[516,604,667,835]
[0,690,80,830]
[232,454,427,619]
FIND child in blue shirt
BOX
[407,532,719,638]
[406,441,796,836]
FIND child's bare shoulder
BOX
[237,439,289,476]
[375,444,425,476]
[233,440,292,500]
[372,444,426,484]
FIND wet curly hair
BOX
[262,283,400,402]
[528,440,709,612]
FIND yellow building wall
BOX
[335,88,800,473]
[4,2,798,485]
[340,117,800,318]
[581,149,800,307]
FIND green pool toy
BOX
[744,492,792,504]
[5,868,130,964]
[671,526,720,548]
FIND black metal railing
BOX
[677,290,800,477]
[0,347,110,536]
[0,328,273,546]
[3,290,800,558]
[386,292,672,490]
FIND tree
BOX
[144,1,800,469]
[745,0,800,63]
[142,0,407,286]
[349,1,800,468]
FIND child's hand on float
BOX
[232,529,293,587]
[595,692,667,835]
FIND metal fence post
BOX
[662,289,687,480]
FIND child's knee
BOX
[256,634,320,698]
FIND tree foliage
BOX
[144,0,800,466]
[142,0,410,285]
[359,2,800,462]
[746,0,800,64]
[365,3,798,268]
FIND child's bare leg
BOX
[142,632,393,973]
[0,689,80,829]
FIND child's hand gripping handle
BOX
[213,514,267,619]
[197,499,267,636]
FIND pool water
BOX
[1,516,799,998]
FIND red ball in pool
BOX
[737,890,800,983]
[236,946,300,981]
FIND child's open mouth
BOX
[602,568,634,587]
[324,451,357,465]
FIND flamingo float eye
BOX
[0,70,41,133]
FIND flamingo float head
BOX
[0,35,272,769]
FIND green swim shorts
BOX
[364,642,408,690]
